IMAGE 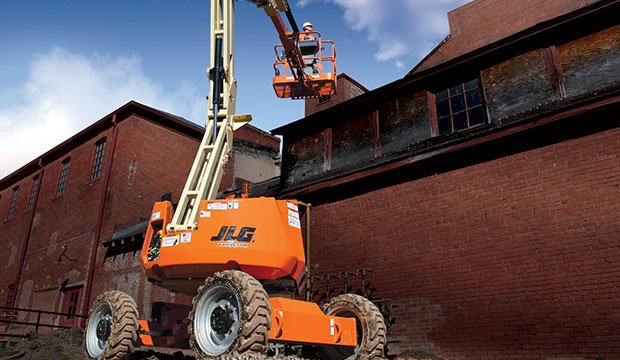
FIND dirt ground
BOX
[0,328,440,360]
[0,328,312,360]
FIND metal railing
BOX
[0,306,86,338]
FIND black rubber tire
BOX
[85,290,139,360]
[188,270,271,359]
[318,294,386,360]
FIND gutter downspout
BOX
[81,114,118,324]
[13,159,45,307]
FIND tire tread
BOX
[189,270,270,359]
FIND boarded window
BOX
[284,132,325,185]
[481,49,551,123]
[57,158,71,197]
[379,92,430,155]
[331,114,375,170]
[91,138,106,180]
[434,79,486,135]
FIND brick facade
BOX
[410,0,602,74]
[304,73,368,117]
[0,101,280,329]
[306,113,620,358]
[273,0,620,358]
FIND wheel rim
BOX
[86,302,113,358]
[194,284,241,356]
[325,306,363,357]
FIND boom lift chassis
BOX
[84,1,385,359]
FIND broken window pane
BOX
[469,106,485,126]
[436,100,450,118]
[438,117,452,135]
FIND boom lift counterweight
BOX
[84,1,384,359]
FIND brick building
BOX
[272,0,620,358]
[0,100,280,330]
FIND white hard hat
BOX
[302,21,313,30]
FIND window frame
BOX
[431,77,487,136]
[56,158,71,197]
[7,186,19,219]
[6,284,16,307]
[90,138,107,180]
[27,175,40,211]
[60,286,82,327]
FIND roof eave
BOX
[0,100,203,189]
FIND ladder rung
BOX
[207,111,228,119]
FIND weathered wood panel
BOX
[558,24,620,99]
[283,132,325,185]
[379,92,431,155]
[331,114,375,170]
[482,48,553,123]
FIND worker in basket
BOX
[299,21,319,74]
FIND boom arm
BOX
[252,0,309,82]
[169,0,302,232]
[168,0,250,232]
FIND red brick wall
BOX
[413,0,600,73]
[0,172,40,306]
[12,129,113,320]
[305,75,367,116]
[90,116,281,320]
[235,124,280,151]
[309,125,620,359]
[1,109,281,326]
[90,115,201,319]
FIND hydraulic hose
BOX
[211,37,225,141]
[285,9,299,33]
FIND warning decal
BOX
[286,202,299,212]
[161,236,179,247]
[180,233,192,243]
[288,217,301,229]
[207,202,228,211]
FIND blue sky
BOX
[0,0,470,177]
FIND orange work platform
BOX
[273,33,337,99]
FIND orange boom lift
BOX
[84,1,385,359]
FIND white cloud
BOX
[297,0,471,68]
[375,40,407,62]
[0,48,203,178]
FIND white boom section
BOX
[168,0,251,232]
